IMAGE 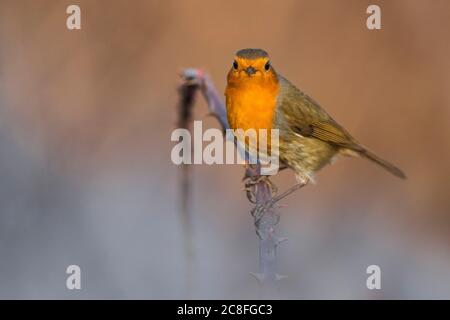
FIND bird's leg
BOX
[250,163,289,222]
[250,178,278,230]
[251,182,306,228]
[242,163,257,203]
[244,164,301,237]
[272,182,306,224]
[243,172,276,236]
[271,182,306,205]
[243,172,278,203]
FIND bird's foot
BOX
[243,175,278,203]
[242,176,258,203]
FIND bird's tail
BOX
[360,148,406,179]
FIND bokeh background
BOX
[0,0,449,299]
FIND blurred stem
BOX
[176,77,198,298]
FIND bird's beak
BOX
[245,66,256,76]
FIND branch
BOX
[181,68,229,131]
[178,68,285,298]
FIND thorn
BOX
[276,274,288,281]
[250,272,265,283]
[275,237,288,246]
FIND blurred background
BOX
[0,0,449,299]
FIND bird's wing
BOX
[277,76,363,151]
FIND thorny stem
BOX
[245,165,282,298]
[178,69,285,298]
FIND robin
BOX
[225,48,405,201]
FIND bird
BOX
[225,48,405,195]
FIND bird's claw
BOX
[243,175,278,203]
[243,182,257,203]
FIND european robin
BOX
[225,48,406,186]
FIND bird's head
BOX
[227,48,277,85]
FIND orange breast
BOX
[225,81,279,134]
[225,79,279,155]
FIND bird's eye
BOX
[264,61,271,71]
[233,61,238,70]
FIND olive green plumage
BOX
[274,75,406,183]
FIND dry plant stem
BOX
[245,166,281,298]
[179,69,286,297]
